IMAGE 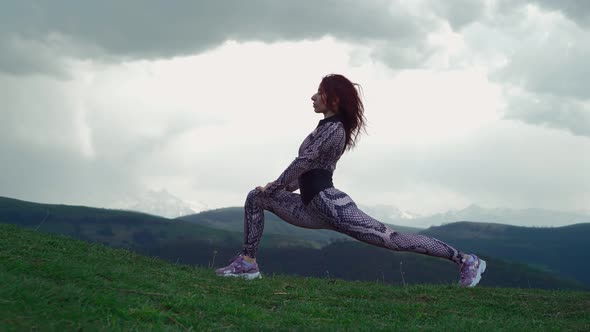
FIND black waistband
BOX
[298,169,334,205]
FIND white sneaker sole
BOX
[467,259,486,287]
[219,272,262,280]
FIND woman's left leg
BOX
[309,187,466,265]
[305,187,485,287]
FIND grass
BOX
[1,223,589,331]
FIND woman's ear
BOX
[332,97,340,109]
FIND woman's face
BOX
[311,86,329,114]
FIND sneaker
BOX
[215,254,262,280]
[459,254,486,287]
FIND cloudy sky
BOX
[1,0,589,219]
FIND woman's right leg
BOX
[242,188,334,259]
[216,188,333,278]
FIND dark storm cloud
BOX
[0,33,69,77]
[494,0,590,26]
[529,0,590,26]
[0,0,437,75]
[430,0,488,30]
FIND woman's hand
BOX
[256,182,273,193]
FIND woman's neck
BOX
[324,110,337,118]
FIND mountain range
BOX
[355,203,589,228]
[109,189,208,218]
[1,195,588,289]
[107,191,588,228]
[408,204,590,228]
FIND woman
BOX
[215,74,486,287]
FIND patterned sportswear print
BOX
[242,114,465,264]
[264,113,345,196]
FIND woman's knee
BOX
[247,188,259,199]
[246,188,266,206]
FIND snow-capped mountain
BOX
[406,204,590,228]
[357,203,589,228]
[357,203,421,224]
[111,189,208,219]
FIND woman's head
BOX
[312,74,367,151]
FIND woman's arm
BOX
[264,122,343,194]
[261,180,299,192]
[285,180,300,192]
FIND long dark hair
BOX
[320,74,367,151]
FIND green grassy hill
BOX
[0,195,363,249]
[262,240,586,290]
[0,196,325,250]
[1,224,589,331]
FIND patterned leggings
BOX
[242,187,465,265]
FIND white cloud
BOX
[338,118,590,214]
[431,2,590,138]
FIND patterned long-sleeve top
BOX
[264,113,346,204]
